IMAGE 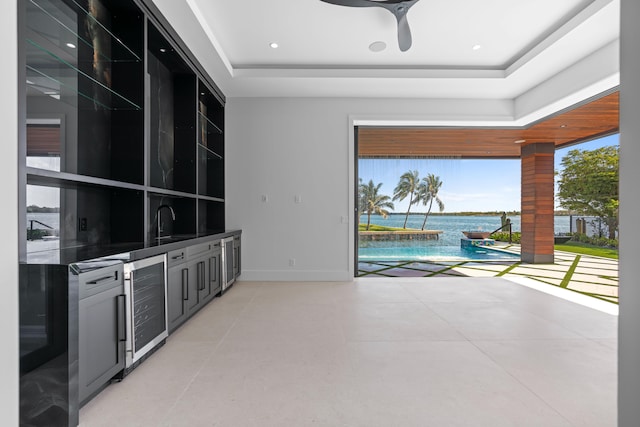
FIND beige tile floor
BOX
[80,278,617,427]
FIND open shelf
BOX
[198,144,224,199]
[26,44,142,111]
[25,0,144,111]
[27,0,142,64]
[148,22,197,194]
[198,111,222,135]
[197,80,224,198]
[198,199,225,234]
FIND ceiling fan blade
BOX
[396,11,412,52]
[320,0,421,51]
[319,0,379,8]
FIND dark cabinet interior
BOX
[25,0,145,184]
[198,80,224,199]
[26,182,144,252]
[23,0,226,259]
[198,199,225,234]
[148,193,196,241]
[147,23,196,194]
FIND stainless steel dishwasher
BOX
[123,254,168,372]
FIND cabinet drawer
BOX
[187,241,214,258]
[167,248,187,268]
[79,264,123,299]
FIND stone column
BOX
[520,143,555,263]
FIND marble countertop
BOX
[25,230,241,265]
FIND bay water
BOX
[360,214,570,246]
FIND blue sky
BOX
[359,133,619,213]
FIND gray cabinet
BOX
[167,248,188,333]
[197,243,221,306]
[78,264,125,405]
[186,253,208,316]
[166,239,221,333]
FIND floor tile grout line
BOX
[158,285,261,425]
[465,338,585,426]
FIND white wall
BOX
[1,1,20,424]
[226,97,514,281]
[619,0,639,425]
[515,39,619,124]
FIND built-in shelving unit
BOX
[21,0,226,259]
[19,1,229,425]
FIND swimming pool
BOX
[358,242,520,261]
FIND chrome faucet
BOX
[156,204,176,240]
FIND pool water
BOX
[358,243,520,261]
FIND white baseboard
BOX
[238,269,353,282]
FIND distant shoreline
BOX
[385,211,571,217]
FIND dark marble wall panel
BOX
[148,51,175,190]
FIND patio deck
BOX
[358,244,619,306]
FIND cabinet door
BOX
[198,255,213,305]
[211,248,222,298]
[201,248,221,305]
[167,264,188,333]
[186,255,208,316]
[79,285,125,404]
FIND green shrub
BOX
[27,229,49,240]
[491,231,521,244]
[571,233,618,248]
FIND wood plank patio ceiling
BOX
[358,91,619,159]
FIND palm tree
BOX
[393,170,420,229]
[361,179,394,230]
[357,178,368,225]
[419,174,445,230]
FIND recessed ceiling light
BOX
[159,48,167,53]
[269,42,279,49]
[472,44,482,51]
[514,139,526,144]
[66,42,76,49]
[369,41,387,52]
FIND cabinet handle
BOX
[172,253,185,261]
[182,268,189,305]
[199,261,206,291]
[116,294,126,365]
[87,274,117,285]
[196,262,202,291]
